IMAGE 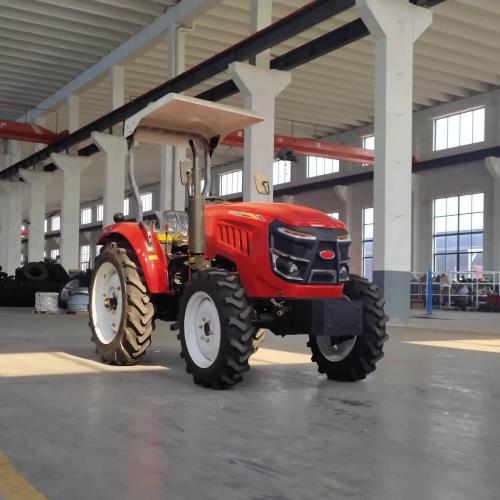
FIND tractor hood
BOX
[207,202,346,229]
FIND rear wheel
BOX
[308,275,388,381]
[178,269,259,389]
[89,242,154,364]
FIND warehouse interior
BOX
[1,1,499,499]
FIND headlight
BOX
[277,226,317,240]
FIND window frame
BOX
[433,107,485,151]
[362,207,374,281]
[80,207,92,225]
[432,193,484,274]
[140,192,153,212]
[51,215,60,232]
[306,156,339,178]
[219,170,243,196]
[96,204,103,222]
[362,135,375,150]
[80,244,91,271]
[273,159,291,185]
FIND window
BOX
[361,135,374,166]
[50,249,59,261]
[433,108,485,151]
[363,135,375,150]
[273,160,291,185]
[21,253,25,265]
[306,156,339,178]
[80,245,91,271]
[96,204,103,222]
[51,215,60,232]
[123,198,129,216]
[327,212,340,220]
[140,192,153,212]
[96,244,103,256]
[44,219,48,233]
[219,170,242,196]
[362,208,373,281]
[81,207,92,225]
[433,193,484,273]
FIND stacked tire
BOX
[0,261,69,307]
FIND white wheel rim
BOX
[316,335,356,362]
[184,291,221,368]
[91,261,123,344]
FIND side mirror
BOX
[179,158,192,186]
[254,172,270,195]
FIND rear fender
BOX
[98,222,169,294]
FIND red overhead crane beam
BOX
[222,130,374,165]
[0,121,68,144]
[0,121,374,165]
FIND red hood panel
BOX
[206,202,345,229]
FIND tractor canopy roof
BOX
[123,93,262,146]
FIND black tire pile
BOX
[0,261,70,307]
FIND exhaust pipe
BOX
[187,138,207,256]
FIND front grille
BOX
[269,221,351,284]
[218,224,251,255]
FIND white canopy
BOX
[123,93,262,146]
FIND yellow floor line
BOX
[0,451,46,500]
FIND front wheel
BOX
[308,275,388,381]
[89,242,154,364]
[178,269,260,389]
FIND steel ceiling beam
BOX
[1,0,356,178]
[15,0,224,124]
[1,0,447,180]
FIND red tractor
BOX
[89,94,388,389]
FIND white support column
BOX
[51,153,91,271]
[485,157,500,271]
[109,65,125,110]
[109,65,125,135]
[19,170,53,262]
[356,0,432,324]
[250,0,272,68]
[228,61,291,202]
[8,140,20,167]
[92,132,128,226]
[160,25,187,211]
[0,181,26,274]
[67,94,80,133]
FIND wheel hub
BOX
[316,335,357,362]
[91,261,124,344]
[184,291,221,368]
[104,293,118,311]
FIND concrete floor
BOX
[0,308,499,500]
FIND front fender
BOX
[98,222,169,294]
